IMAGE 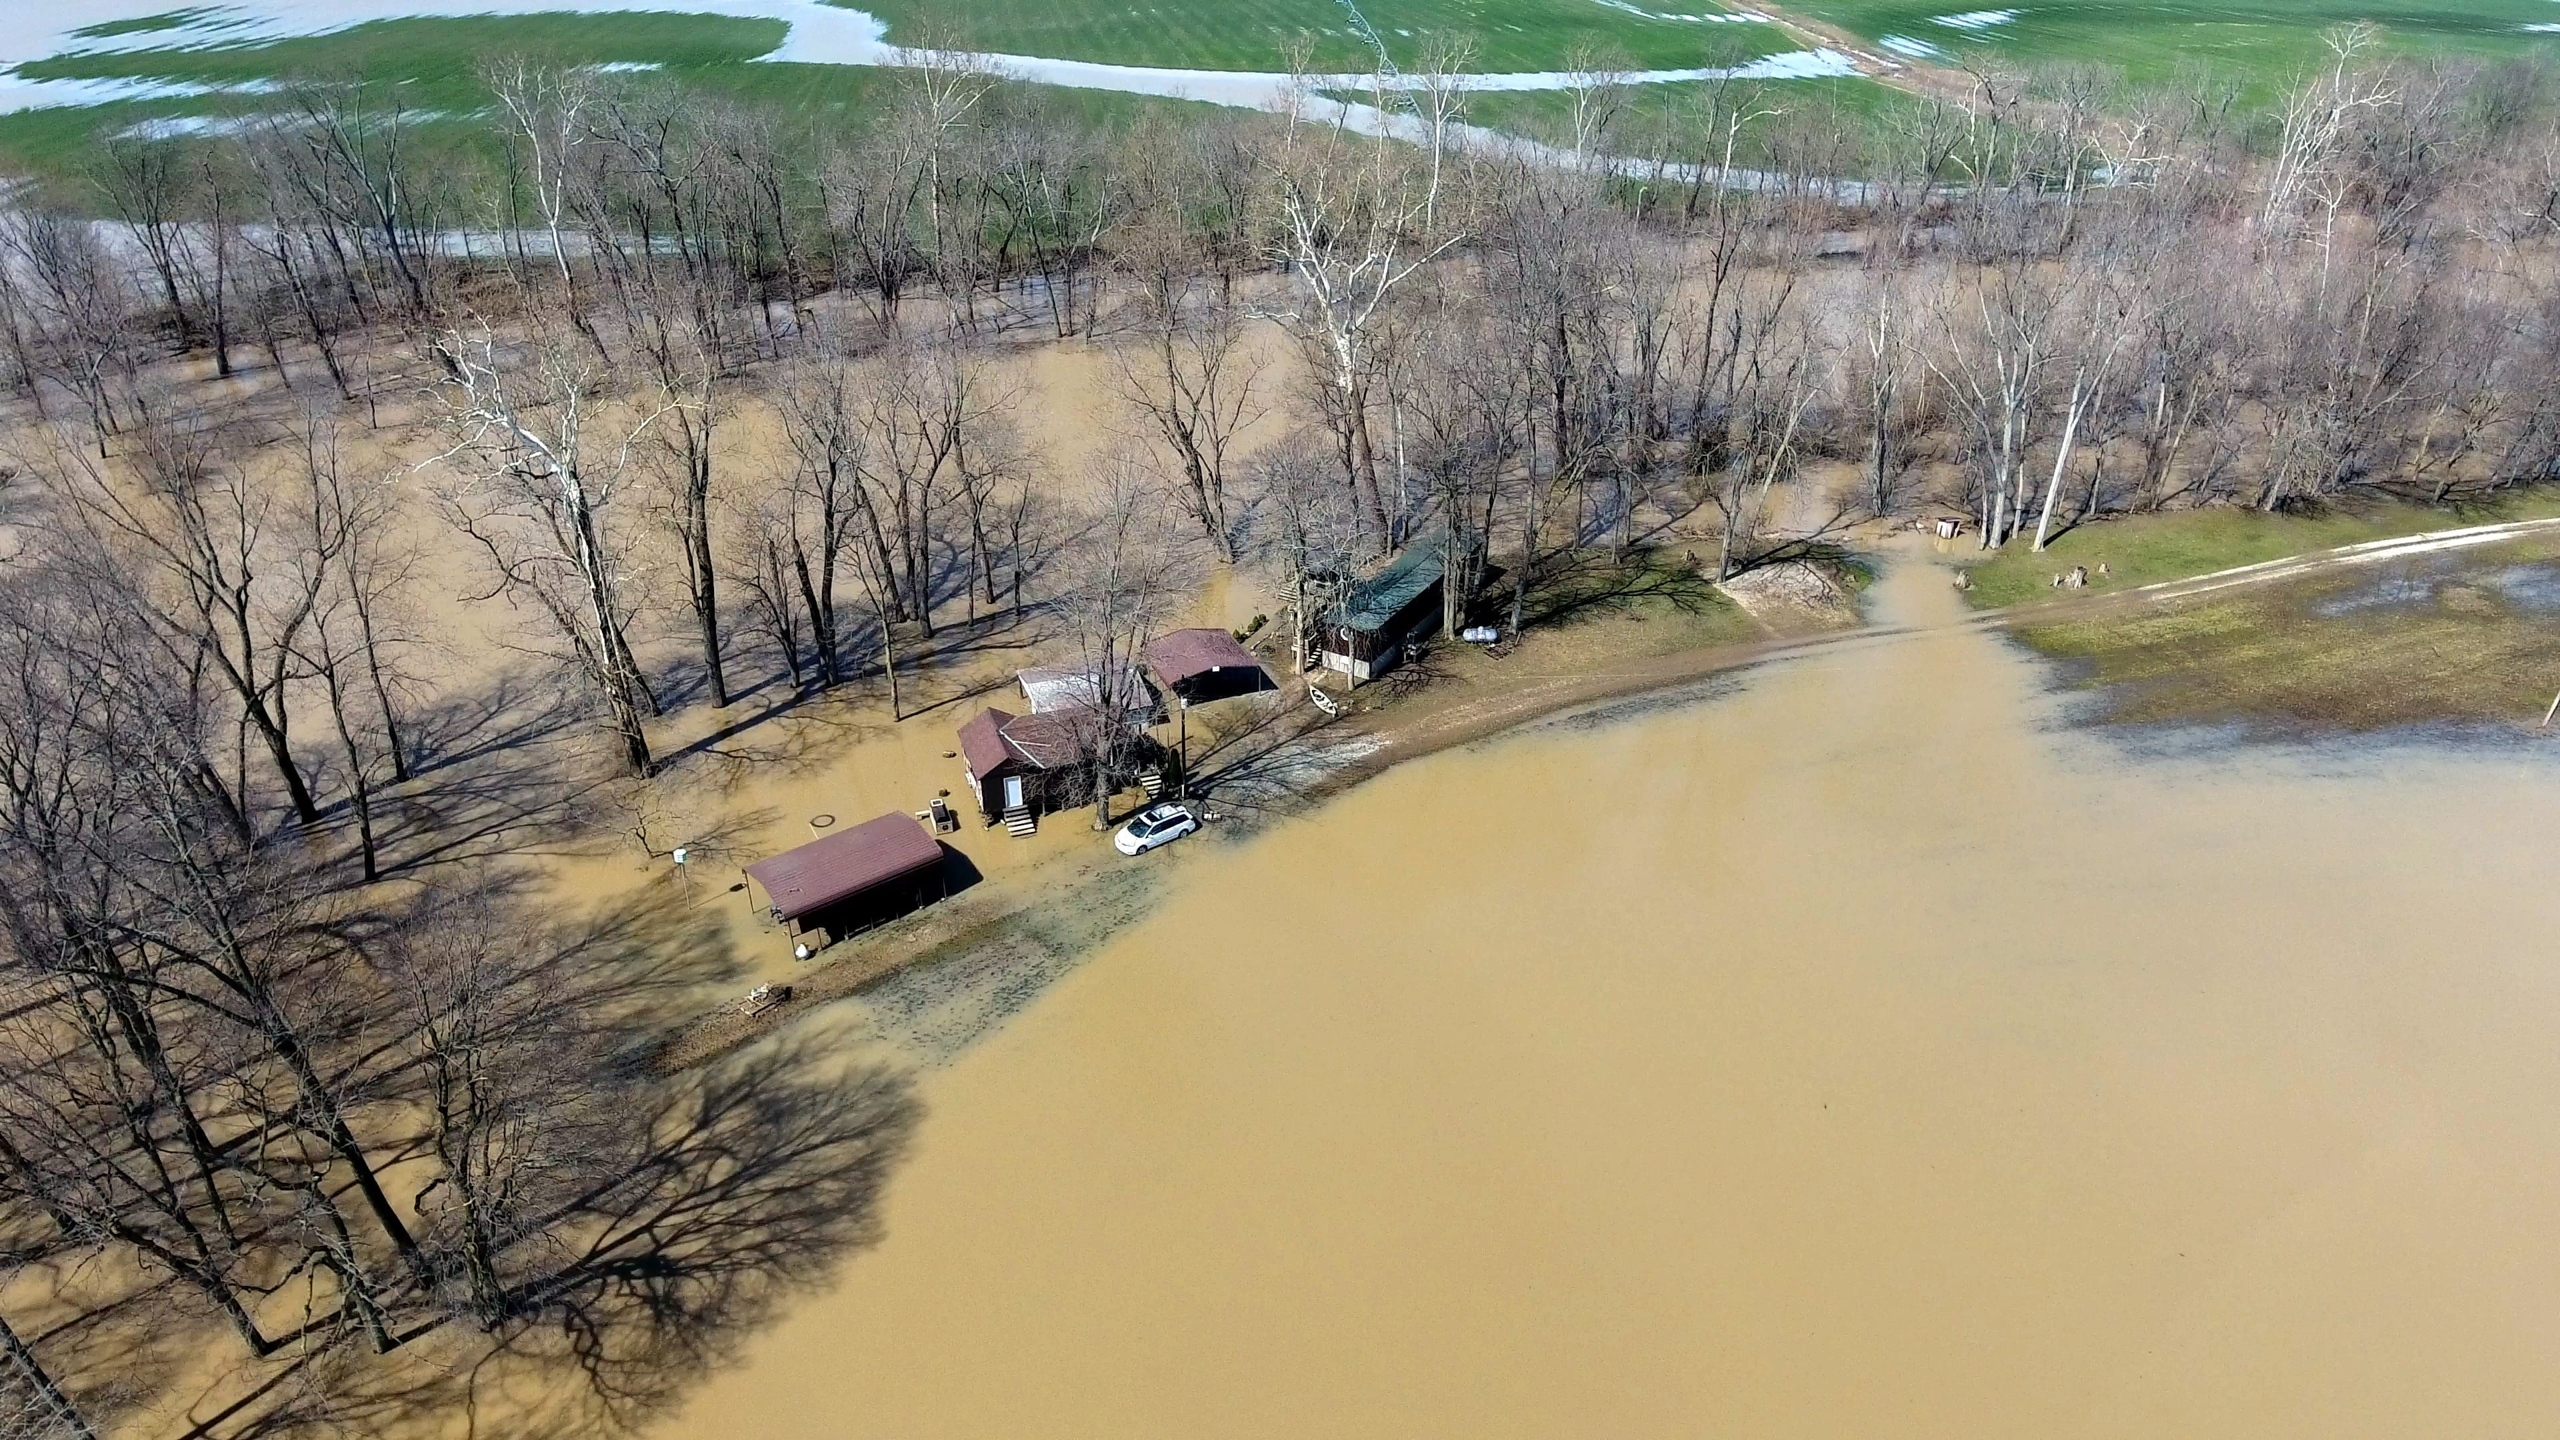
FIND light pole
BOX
[671,845,691,902]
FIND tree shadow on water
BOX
[198,1039,919,1440]
[494,1042,919,1435]
[139,877,924,1440]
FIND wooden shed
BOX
[1319,545,1446,683]
[744,812,949,946]
[1142,628,1276,707]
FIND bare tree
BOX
[1056,458,1194,826]
[490,60,611,362]
[1848,270,1924,517]
[774,348,887,687]
[282,415,408,876]
[430,325,663,776]
[853,336,1012,638]
[1110,202,1265,560]
[1924,202,2068,547]
[87,136,196,353]
[28,411,334,824]
[1710,299,1823,580]
[1250,439,1364,676]
[890,45,1002,329]
[2261,25,2397,258]
[0,1312,92,1440]
[274,80,449,324]
[2031,275,2141,550]
[1260,66,1468,542]
[0,209,146,449]
[821,126,929,332]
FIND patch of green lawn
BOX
[1515,547,1766,648]
[2017,533,2560,733]
[1958,493,2560,610]
[843,0,1792,72]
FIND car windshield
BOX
[1127,819,1156,837]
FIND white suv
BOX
[1114,801,1199,856]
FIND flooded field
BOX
[652,553,2560,1437]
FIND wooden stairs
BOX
[1139,770,1166,800]
[1002,806,1036,837]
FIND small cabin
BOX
[1319,545,1446,683]
[744,812,950,948]
[1142,628,1276,708]
[958,706,1102,827]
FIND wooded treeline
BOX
[2,28,2560,1435]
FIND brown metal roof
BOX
[958,705,1091,774]
[1142,628,1267,688]
[958,707,1016,777]
[744,812,942,922]
[997,709,1082,768]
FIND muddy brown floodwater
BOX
[654,553,2560,1438]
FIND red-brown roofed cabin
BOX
[1141,628,1276,707]
[744,812,949,945]
[957,706,1097,826]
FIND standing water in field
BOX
[654,556,2560,1438]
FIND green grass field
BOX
[0,14,776,180]
[0,14,1224,192]
[8,0,2560,189]
[1790,0,2560,93]
[15,12,791,98]
[16,1,1793,85]
[1456,74,1924,161]
[849,0,1791,71]
[0,4,1800,184]
[70,11,219,41]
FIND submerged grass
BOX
[1957,492,2560,610]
